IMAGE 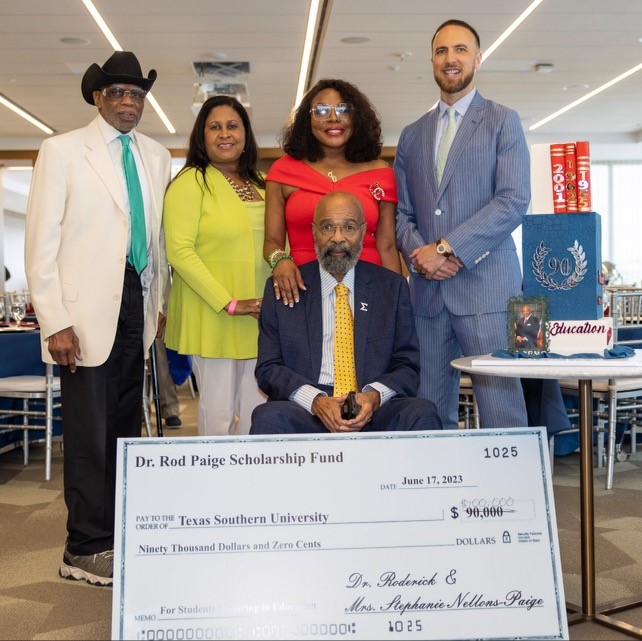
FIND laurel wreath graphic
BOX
[531,240,587,291]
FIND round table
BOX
[451,352,642,638]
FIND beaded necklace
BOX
[219,170,255,202]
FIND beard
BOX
[434,66,475,95]
[315,239,362,276]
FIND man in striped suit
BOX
[394,19,529,429]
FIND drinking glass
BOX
[10,301,26,327]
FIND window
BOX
[594,162,642,286]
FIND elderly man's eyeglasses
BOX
[101,86,148,103]
[313,222,365,237]
[310,102,353,121]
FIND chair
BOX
[458,374,480,429]
[142,362,154,438]
[558,287,642,489]
[549,387,606,472]
[0,364,61,480]
[604,289,642,472]
[142,340,169,438]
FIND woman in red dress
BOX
[264,79,401,305]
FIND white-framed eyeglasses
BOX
[309,102,353,121]
[313,222,365,237]
[101,85,147,103]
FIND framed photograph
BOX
[508,296,549,355]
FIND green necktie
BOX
[119,134,147,274]
[436,107,457,185]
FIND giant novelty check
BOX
[112,428,568,640]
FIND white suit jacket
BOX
[25,115,171,366]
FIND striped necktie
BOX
[333,283,358,396]
[118,135,147,274]
[436,107,457,185]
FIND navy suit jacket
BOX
[516,315,541,348]
[255,260,420,401]
[394,91,529,317]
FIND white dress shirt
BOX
[290,266,395,413]
[97,115,156,301]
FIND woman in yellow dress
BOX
[163,96,269,435]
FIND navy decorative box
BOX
[522,212,603,320]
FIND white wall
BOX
[3,211,27,291]
[2,168,30,291]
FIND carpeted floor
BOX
[0,382,640,640]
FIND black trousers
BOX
[61,268,144,555]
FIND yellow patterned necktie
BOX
[333,283,358,396]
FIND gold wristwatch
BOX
[436,238,453,258]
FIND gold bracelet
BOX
[267,248,286,269]
[268,249,290,270]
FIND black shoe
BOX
[165,415,182,428]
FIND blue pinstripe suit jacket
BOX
[255,260,420,401]
[394,91,530,317]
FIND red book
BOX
[576,140,592,212]
[564,142,578,213]
[549,143,566,213]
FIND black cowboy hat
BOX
[81,51,157,105]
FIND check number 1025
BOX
[483,446,518,459]
[388,620,422,633]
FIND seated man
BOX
[515,304,541,350]
[251,191,442,434]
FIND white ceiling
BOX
[1,0,642,152]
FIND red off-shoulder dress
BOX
[266,155,398,265]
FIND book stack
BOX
[547,141,591,213]
[531,141,592,214]
[518,142,607,357]
[526,142,602,321]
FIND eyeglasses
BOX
[309,102,353,121]
[101,86,148,103]
[313,222,365,237]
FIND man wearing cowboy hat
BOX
[25,51,171,586]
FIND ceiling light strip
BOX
[0,93,55,135]
[80,0,176,134]
[295,0,327,107]
[303,0,334,96]
[80,0,120,50]
[530,62,642,131]
[482,0,544,63]
[146,93,176,135]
